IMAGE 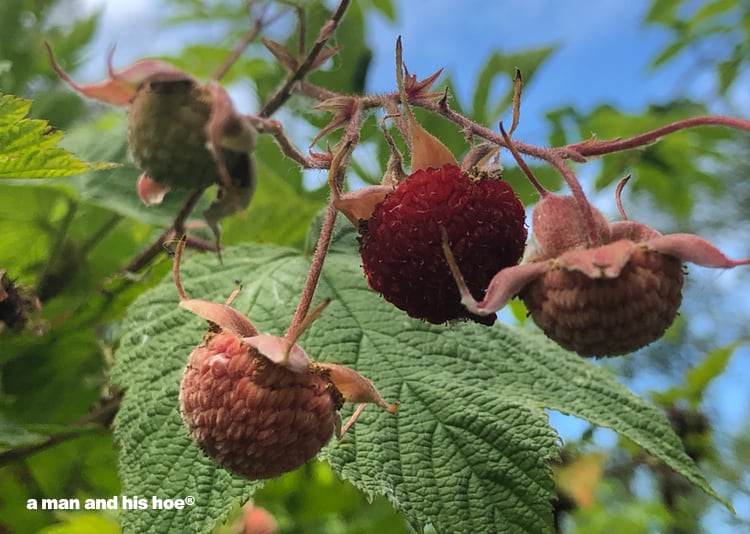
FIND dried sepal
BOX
[261,37,341,72]
[46,42,192,106]
[311,96,358,147]
[395,39,457,172]
[316,362,399,413]
[461,143,500,172]
[402,65,444,102]
[243,334,311,373]
[173,237,260,337]
[332,185,394,226]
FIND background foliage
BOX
[1,0,749,533]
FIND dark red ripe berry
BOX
[180,332,344,480]
[359,164,527,324]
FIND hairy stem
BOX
[568,115,750,157]
[285,142,354,339]
[259,0,351,118]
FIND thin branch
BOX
[246,116,330,168]
[0,393,122,467]
[35,197,77,299]
[211,3,286,81]
[285,141,354,339]
[79,213,123,258]
[123,189,204,273]
[259,0,351,118]
[567,115,750,157]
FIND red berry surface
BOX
[359,164,527,324]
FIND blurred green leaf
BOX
[37,512,119,534]
[0,420,46,448]
[645,0,679,24]
[0,93,115,179]
[654,342,740,407]
[470,47,555,125]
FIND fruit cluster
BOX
[48,38,750,481]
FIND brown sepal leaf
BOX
[333,185,394,226]
[316,362,399,413]
[311,96,357,146]
[261,38,298,71]
[261,38,341,72]
[403,66,444,101]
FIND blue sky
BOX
[74,0,750,528]
[77,0,713,137]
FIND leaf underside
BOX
[113,226,724,534]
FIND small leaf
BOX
[470,47,555,124]
[0,92,115,179]
[0,419,46,448]
[655,342,740,407]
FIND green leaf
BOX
[654,342,740,407]
[649,40,685,68]
[645,0,679,24]
[37,512,119,534]
[470,47,555,125]
[0,419,45,448]
[57,113,213,227]
[683,343,738,403]
[0,92,114,179]
[718,51,742,93]
[114,226,726,533]
[689,0,738,28]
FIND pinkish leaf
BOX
[137,174,170,206]
[179,299,258,337]
[647,233,750,268]
[470,261,549,314]
[243,335,310,373]
[46,43,191,106]
[556,239,637,278]
[609,221,661,242]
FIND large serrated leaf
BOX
[114,231,725,533]
[0,92,114,179]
